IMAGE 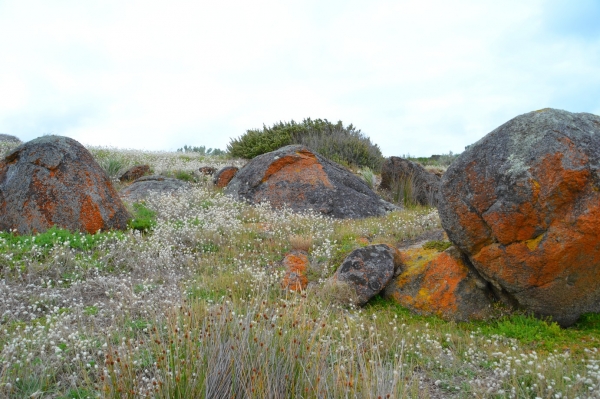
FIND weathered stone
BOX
[0,135,130,234]
[334,244,400,305]
[438,108,600,326]
[119,175,190,202]
[281,250,310,291]
[0,134,21,144]
[380,156,441,206]
[225,145,397,218]
[383,246,494,321]
[213,166,239,188]
[119,165,150,182]
[199,166,217,176]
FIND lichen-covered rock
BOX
[0,135,130,234]
[438,108,600,326]
[380,156,441,206]
[383,246,494,321]
[334,244,401,305]
[119,175,190,202]
[225,145,397,218]
[213,166,239,188]
[199,166,217,176]
[119,165,150,182]
[0,134,21,144]
[281,250,310,291]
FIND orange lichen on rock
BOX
[383,246,493,321]
[262,150,333,188]
[80,195,104,233]
[281,250,310,292]
[214,168,238,188]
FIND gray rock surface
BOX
[0,134,21,143]
[438,108,600,326]
[334,244,400,305]
[380,156,441,206]
[119,175,190,202]
[0,135,130,234]
[225,145,398,218]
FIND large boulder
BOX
[438,108,600,326]
[380,156,441,207]
[383,245,494,321]
[119,175,190,203]
[225,145,397,218]
[0,135,130,234]
[334,244,401,305]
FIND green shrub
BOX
[227,118,384,170]
[128,202,157,233]
[177,145,226,156]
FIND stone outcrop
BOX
[119,165,150,182]
[0,135,130,234]
[380,156,441,206]
[438,108,600,326]
[119,175,190,202]
[225,145,397,218]
[281,250,310,291]
[334,244,401,305]
[0,134,21,144]
[213,166,238,188]
[383,245,494,321]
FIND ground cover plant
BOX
[0,146,599,398]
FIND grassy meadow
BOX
[0,142,599,398]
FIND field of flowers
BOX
[0,144,599,398]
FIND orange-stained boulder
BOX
[119,165,150,182]
[438,108,600,326]
[281,250,310,291]
[383,246,494,321]
[0,135,130,234]
[335,244,401,305]
[225,145,397,218]
[213,166,238,188]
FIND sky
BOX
[0,0,599,157]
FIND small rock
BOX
[119,165,150,182]
[281,250,310,291]
[199,166,217,176]
[213,166,239,188]
[334,244,401,305]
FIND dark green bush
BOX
[227,118,384,171]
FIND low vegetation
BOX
[0,146,599,399]
[228,118,384,171]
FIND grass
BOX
[0,146,598,398]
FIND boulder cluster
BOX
[1,108,599,326]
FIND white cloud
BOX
[0,0,598,156]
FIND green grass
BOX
[127,202,157,233]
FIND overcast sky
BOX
[1,0,599,157]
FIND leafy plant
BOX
[127,202,157,233]
[228,118,384,170]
